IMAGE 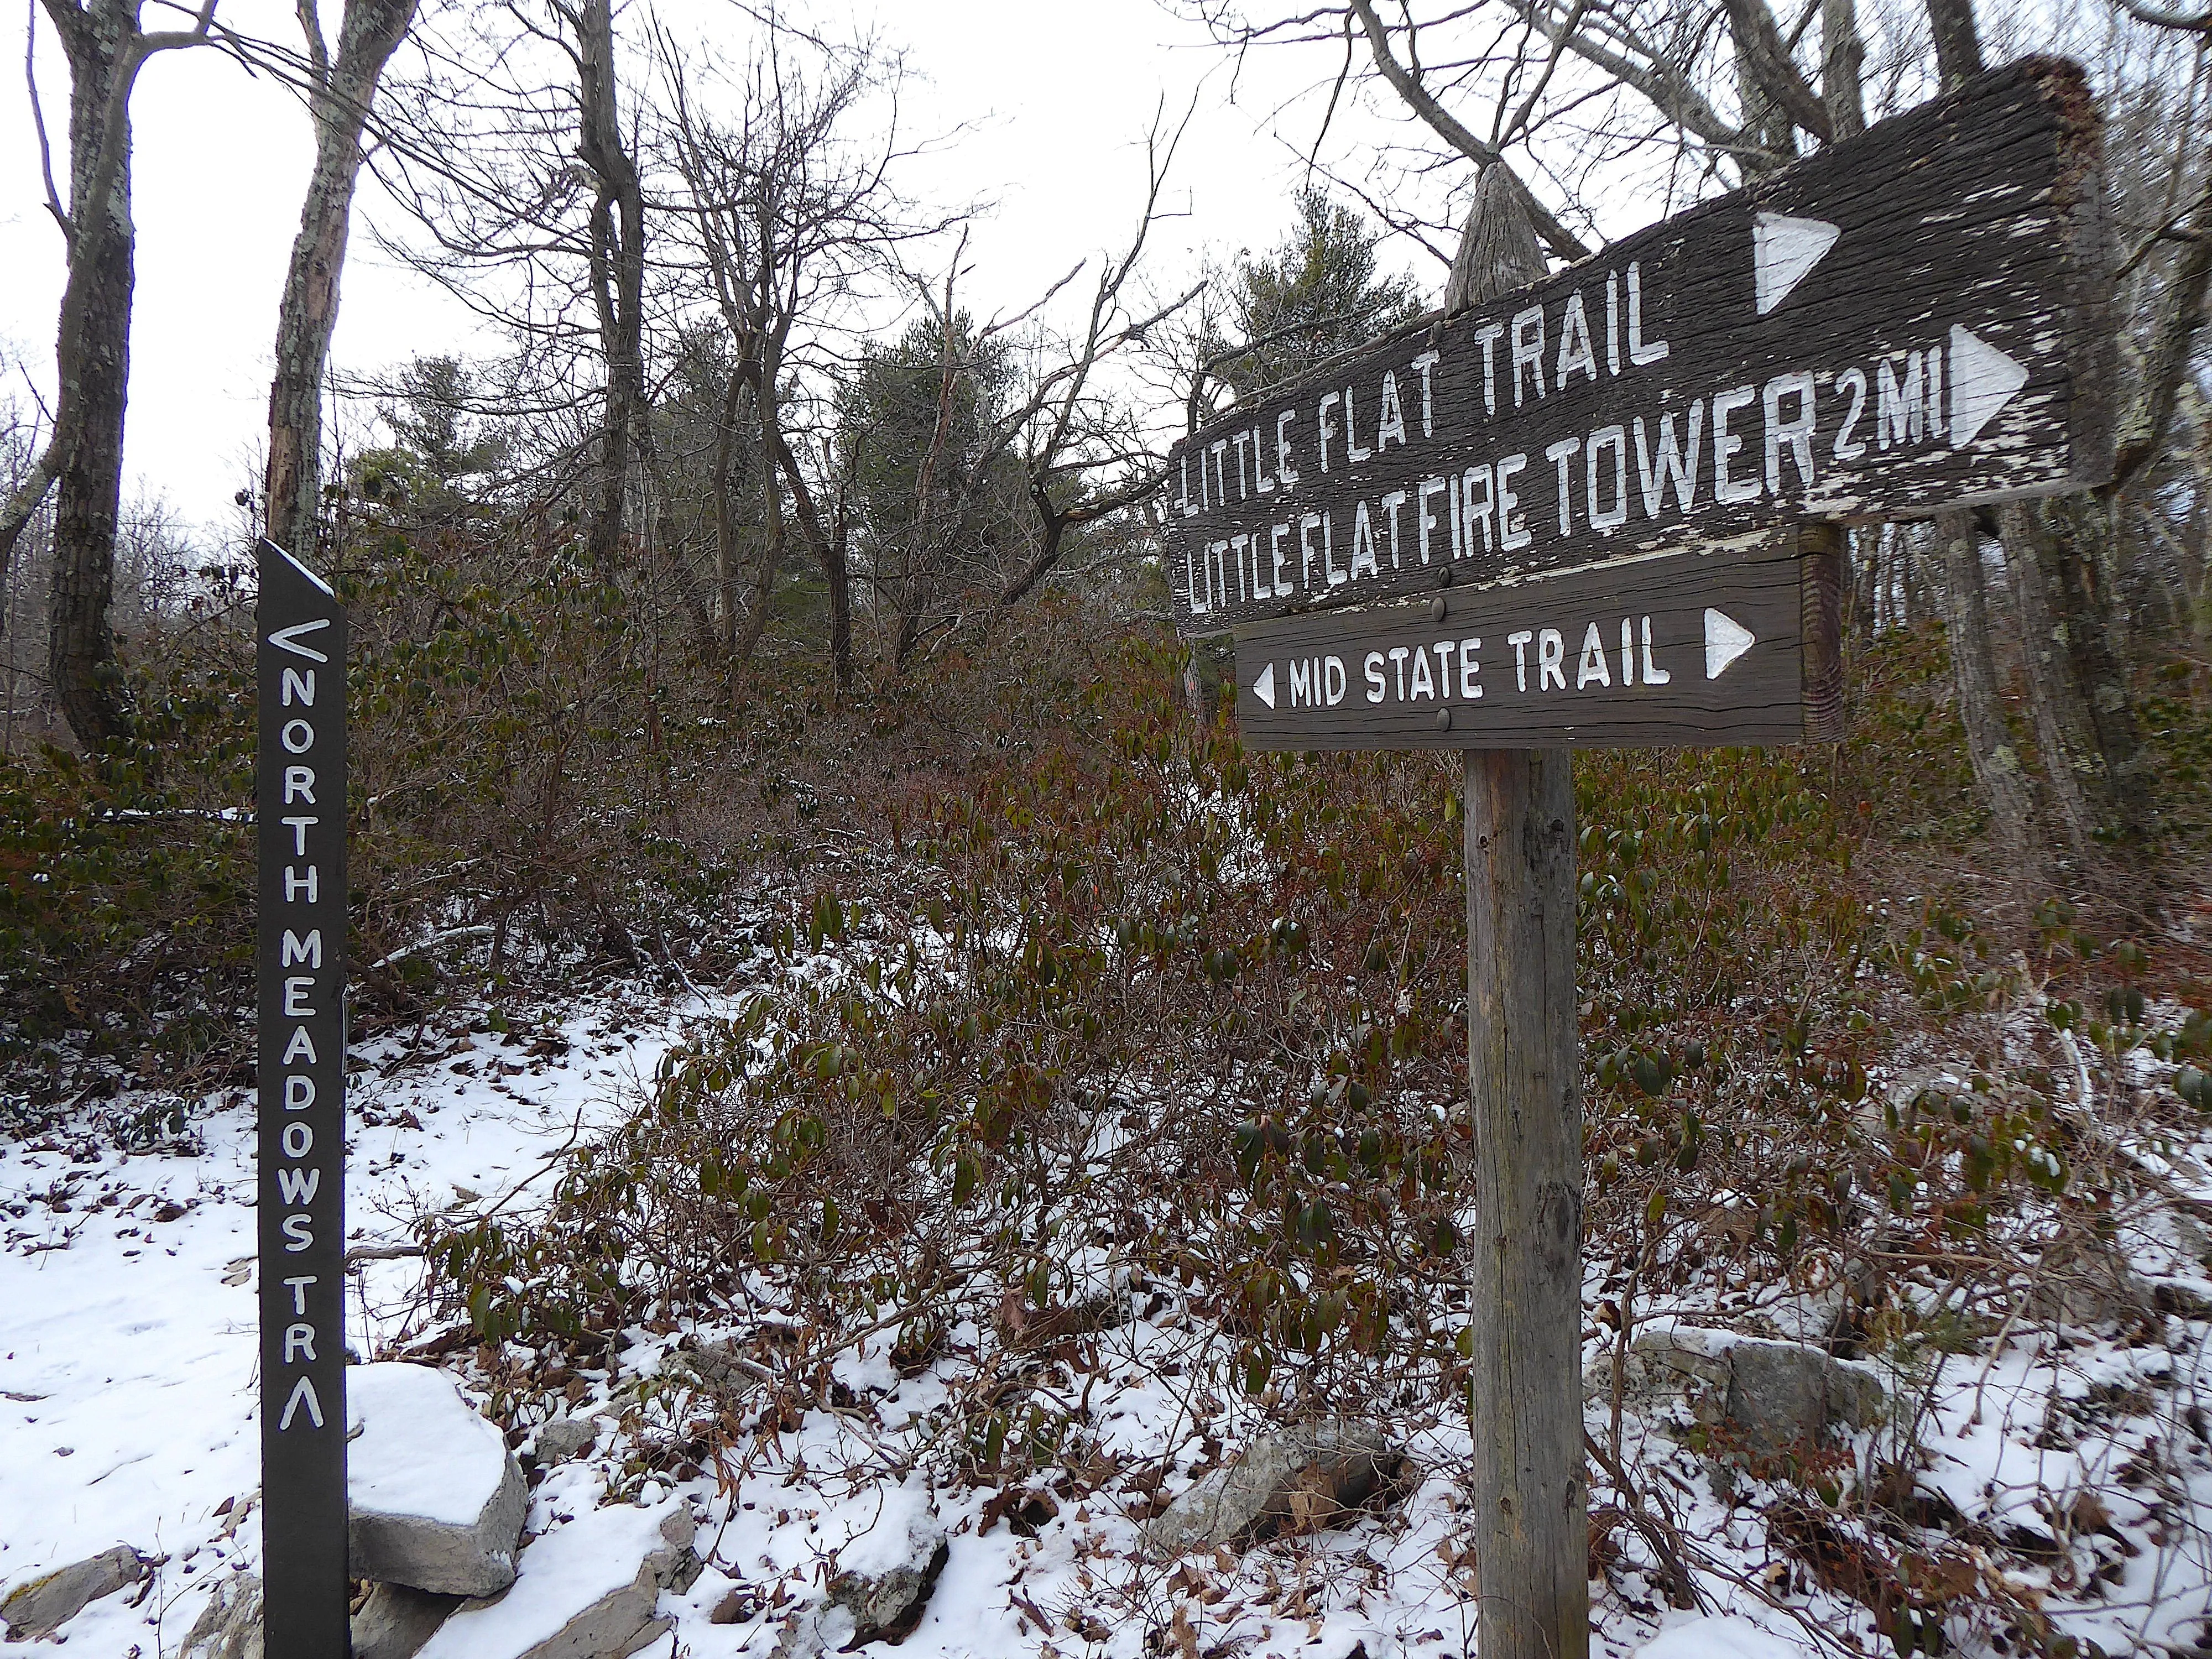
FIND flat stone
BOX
[1608,1327,1887,1455]
[1142,1420,1402,1558]
[1,1545,147,1641]
[178,1573,262,1659]
[350,1363,528,1596]
[353,1582,465,1659]
[416,1501,696,1659]
[534,1417,599,1464]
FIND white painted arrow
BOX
[1253,661,1276,709]
[1704,608,1757,680]
[1752,212,1841,315]
[1948,324,2030,447]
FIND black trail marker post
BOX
[256,538,351,1657]
[1161,59,2109,1659]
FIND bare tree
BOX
[7,0,223,748]
[264,0,420,560]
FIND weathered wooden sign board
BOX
[1233,539,1841,750]
[1151,54,2111,1659]
[1163,56,2109,643]
[256,539,352,1658]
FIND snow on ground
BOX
[9,978,2212,1658]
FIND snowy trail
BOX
[0,995,695,1657]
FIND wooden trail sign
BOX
[1164,57,2109,636]
[256,539,351,1658]
[1232,539,1843,750]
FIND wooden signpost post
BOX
[256,538,352,1657]
[1162,58,2110,1659]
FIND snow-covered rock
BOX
[1142,1420,1403,1558]
[416,1500,695,1659]
[826,1496,947,1641]
[1608,1326,1887,1455]
[0,1543,146,1640]
[349,1363,528,1597]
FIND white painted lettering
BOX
[1376,372,1407,449]
[1459,639,1483,700]
[283,765,316,806]
[1640,615,1672,684]
[1626,262,1668,364]
[1545,436,1581,534]
[281,929,322,969]
[1712,385,1760,503]
[1834,367,1869,460]
[1510,306,1547,406]
[281,718,315,755]
[278,1166,321,1206]
[1587,425,1629,530]
[1634,404,1702,517]
[284,865,319,904]
[283,1213,314,1252]
[1764,371,1817,494]
[1364,652,1386,703]
[281,667,316,708]
[1537,628,1567,691]
[284,1322,317,1364]
[284,977,316,1018]
[1496,455,1531,552]
[1556,290,1598,387]
[1276,410,1301,487]
[1507,630,1534,691]
[1473,322,1505,415]
[1576,622,1611,688]
[1318,393,1340,472]
[1344,385,1373,464]
[1410,350,1440,436]
[278,1374,325,1430]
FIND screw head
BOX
[1434,707,1453,732]
[1428,596,1448,623]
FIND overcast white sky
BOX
[0,0,1468,538]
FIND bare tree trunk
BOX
[2035,494,2151,837]
[1926,0,1982,93]
[2000,503,2097,856]
[710,366,749,650]
[1849,525,1879,646]
[1822,0,1866,139]
[1936,509,2041,870]
[43,0,150,751]
[1451,163,1587,1659]
[264,0,419,561]
[765,432,851,690]
[576,0,642,570]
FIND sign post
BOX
[256,538,352,1657]
[1159,59,2108,1659]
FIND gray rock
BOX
[417,1503,696,1659]
[1142,1420,1404,1558]
[828,1537,948,1641]
[1,1545,148,1640]
[767,1606,856,1659]
[178,1573,263,1659]
[352,1582,464,1659]
[534,1417,599,1464]
[2027,1237,2155,1330]
[1609,1327,1887,1455]
[349,1362,529,1596]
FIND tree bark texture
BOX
[1926,0,1983,92]
[1999,503,2097,856]
[1449,164,1588,1659]
[576,0,644,572]
[2031,494,2151,836]
[264,0,419,562]
[1935,509,2041,870]
[43,0,143,750]
[1821,0,1866,140]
